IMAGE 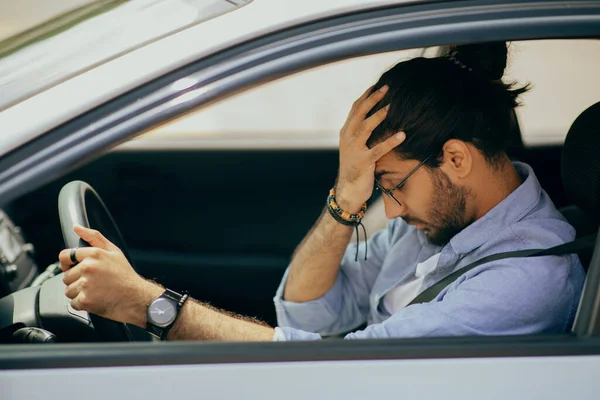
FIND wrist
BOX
[127,280,163,328]
[333,189,364,214]
[326,188,367,225]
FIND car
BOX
[1,0,600,398]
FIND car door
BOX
[2,0,600,398]
[10,48,428,325]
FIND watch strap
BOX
[146,289,189,340]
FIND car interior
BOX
[0,39,599,343]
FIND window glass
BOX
[130,48,437,149]
[504,40,600,146]
[132,40,600,150]
[0,0,247,111]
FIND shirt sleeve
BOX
[273,222,395,336]
[273,254,584,341]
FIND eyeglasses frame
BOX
[374,155,432,206]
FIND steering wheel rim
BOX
[58,180,132,342]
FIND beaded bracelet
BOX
[326,188,367,225]
[326,188,368,261]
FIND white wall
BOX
[506,40,600,145]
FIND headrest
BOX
[562,101,600,219]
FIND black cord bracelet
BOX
[326,189,368,261]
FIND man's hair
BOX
[366,42,530,167]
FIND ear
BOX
[439,139,473,179]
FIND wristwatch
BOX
[146,289,189,340]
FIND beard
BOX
[421,168,472,246]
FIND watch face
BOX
[148,297,177,327]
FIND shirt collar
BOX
[448,162,542,255]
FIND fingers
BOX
[70,294,84,311]
[73,224,118,251]
[345,85,389,133]
[59,226,121,273]
[353,85,375,108]
[368,131,406,162]
[70,291,90,312]
[355,85,388,119]
[65,276,85,299]
[59,246,104,266]
[63,259,101,312]
[58,248,74,272]
[358,104,389,138]
[62,244,109,287]
[58,247,83,272]
[64,269,89,310]
[63,262,83,285]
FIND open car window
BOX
[129,40,600,150]
[117,38,600,240]
[126,47,440,149]
[0,0,250,112]
[504,40,600,146]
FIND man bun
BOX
[446,42,508,81]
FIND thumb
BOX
[73,224,117,251]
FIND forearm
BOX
[283,207,354,303]
[130,281,274,341]
[282,85,399,303]
[167,300,274,341]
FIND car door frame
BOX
[1,0,600,387]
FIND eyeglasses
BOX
[374,155,432,206]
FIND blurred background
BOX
[2,0,599,150]
[0,0,95,41]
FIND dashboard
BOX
[0,210,38,297]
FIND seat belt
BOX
[407,234,597,306]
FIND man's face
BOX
[375,152,472,246]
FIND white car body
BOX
[1,1,600,398]
[0,0,399,155]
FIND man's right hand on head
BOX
[336,84,406,213]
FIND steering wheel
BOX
[58,181,133,342]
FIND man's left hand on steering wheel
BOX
[58,224,161,328]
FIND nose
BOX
[382,194,405,219]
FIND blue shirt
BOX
[272,162,586,341]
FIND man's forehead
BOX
[375,156,419,178]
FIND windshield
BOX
[0,0,249,112]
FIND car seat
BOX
[560,101,600,271]
[560,101,600,336]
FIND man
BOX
[59,44,585,341]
